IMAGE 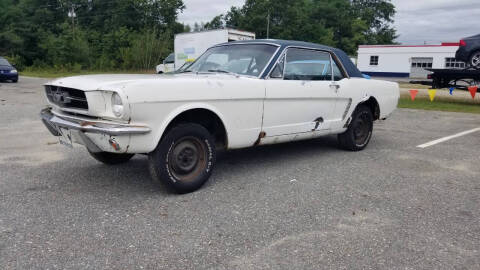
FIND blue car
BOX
[0,57,18,83]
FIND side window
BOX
[370,56,379,66]
[332,59,344,81]
[284,48,332,81]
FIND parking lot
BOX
[1,77,479,269]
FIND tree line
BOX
[0,0,396,71]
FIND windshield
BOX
[185,44,278,77]
[0,58,10,66]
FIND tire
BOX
[338,105,374,151]
[88,151,135,165]
[469,51,480,68]
[12,79,18,83]
[148,123,216,194]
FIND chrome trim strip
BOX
[51,109,130,125]
[41,108,151,136]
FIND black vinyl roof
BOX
[222,39,364,78]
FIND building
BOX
[357,43,465,78]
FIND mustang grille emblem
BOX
[52,88,71,104]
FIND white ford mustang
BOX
[41,39,399,193]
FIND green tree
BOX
[204,15,225,30]
[0,0,187,70]
[222,0,397,55]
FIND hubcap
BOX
[168,137,207,182]
[353,112,372,145]
[471,53,480,67]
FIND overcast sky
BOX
[178,0,480,45]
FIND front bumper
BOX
[41,108,151,136]
[41,108,151,153]
[0,72,18,81]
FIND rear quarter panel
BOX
[335,78,399,131]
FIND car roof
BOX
[218,39,363,78]
[223,39,336,51]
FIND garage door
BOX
[410,57,433,79]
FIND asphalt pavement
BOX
[1,77,479,269]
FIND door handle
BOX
[330,83,340,93]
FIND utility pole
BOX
[267,11,270,39]
[68,4,77,39]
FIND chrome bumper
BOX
[40,108,151,136]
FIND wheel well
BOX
[163,109,228,149]
[360,97,380,120]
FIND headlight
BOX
[10,69,17,74]
[111,92,124,117]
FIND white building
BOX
[357,43,465,78]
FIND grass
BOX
[20,69,156,78]
[398,96,480,114]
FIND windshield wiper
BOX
[207,69,238,76]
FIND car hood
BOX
[46,73,248,91]
[0,65,14,71]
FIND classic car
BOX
[41,40,399,194]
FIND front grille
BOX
[45,86,88,110]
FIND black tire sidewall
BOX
[149,124,216,194]
[339,105,373,151]
[352,109,373,149]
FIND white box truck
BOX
[156,28,255,73]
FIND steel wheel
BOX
[470,51,480,67]
[353,112,373,146]
[168,136,207,183]
[338,105,373,151]
[148,123,216,194]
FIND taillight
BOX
[460,40,467,46]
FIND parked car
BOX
[156,53,175,74]
[40,40,399,194]
[456,34,480,68]
[0,57,18,83]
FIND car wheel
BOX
[88,151,135,165]
[338,105,373,151]
[148,123,216,194]
[469,51,480,68]
[12,79,18,83]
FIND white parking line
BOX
[417,127,480,148]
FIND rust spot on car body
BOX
[254,131,266,146]
[311,117,324,131]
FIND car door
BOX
[262,47,340,138]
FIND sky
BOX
[178,0,480,45]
